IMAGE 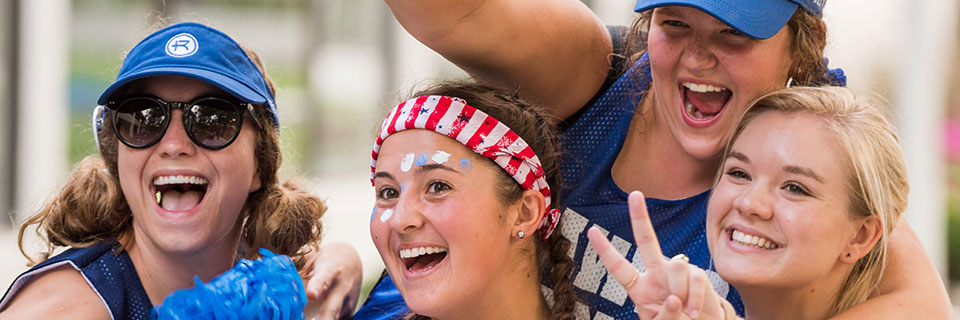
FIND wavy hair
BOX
[18,35,324,269]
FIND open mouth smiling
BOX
[681,81,732,125]
[153,175,209,212]
[399,246,448,273]
[727,228,780,250]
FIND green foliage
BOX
[948,164,960,282]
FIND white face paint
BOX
[400,153,415,172]
[431,150,452,164]
[379,208,395,223]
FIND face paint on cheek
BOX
[431,150,451,164]
[401,153,415,172]
[459,158,472,174]
[379,208,395,223]
[415,153,428,166]
[371,207,377,222]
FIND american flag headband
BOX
[370,95,562,240]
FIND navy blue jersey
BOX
[557,53,743,319]
[0,240,153,319]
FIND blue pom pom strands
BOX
[152,249,306,320]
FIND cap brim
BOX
[96,67,268,106]
[634,0,798,39]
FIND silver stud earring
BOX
[517,231,525,239]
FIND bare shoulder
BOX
[0,264,111,320]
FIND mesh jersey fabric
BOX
[0,240,153,319]
[556,53,743,319]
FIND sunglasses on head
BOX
[107,94,262,150]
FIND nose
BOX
[680,37,718,73]
[387,191,425,233]
[156,110,197,158]
[732,183,774,220]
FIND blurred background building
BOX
[0,0,957,314]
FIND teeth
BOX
[731,229,779,250]
[683,82,727,93]
[154,175,208,186]
[399,247,447,259]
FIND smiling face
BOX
[117,75,261,256]
[370,129,520,318]
[646,6,794,160]
[706,111,861,293]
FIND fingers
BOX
[664,258,688,310]
[652,295,688,320]
[305,268,338,300]
[628,191,665,269]
[684,264,710,319]
[587,226,639,290]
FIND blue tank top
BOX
[0,240,153,319]
[558,53,743,319]
[353,54,743,320]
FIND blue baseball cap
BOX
[634,0,826,39]
[97,22,279,127]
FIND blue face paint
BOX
[400,185,406,193]
[370,207,377,222]
[415,153,428,166]
[459,158,472,174]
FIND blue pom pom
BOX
[152,249,306,320]
[821,58,847,87]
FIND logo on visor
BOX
[165,33,198,57]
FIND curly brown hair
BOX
[18,46,325,269]
[403,80,578,319]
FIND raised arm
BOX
[385,0,613,119]
[831,217,953,319]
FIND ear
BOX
[513,189,547,238]
[840,216,883,264]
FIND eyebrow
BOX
[727,151,749,163]
[373,172,395,181]
[729,150,825,183]
[416,163,460,174]
[783,165,825,183]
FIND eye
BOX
[377,187,399,200]
[783,182,812,196]
[725,168,750,181]
[722,28,745,37]
[663,20,688,28]
[427,181,452,194]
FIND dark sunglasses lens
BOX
[115,98,167,147]
[184,99,243,148]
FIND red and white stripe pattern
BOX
[371,95,561,240]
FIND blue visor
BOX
[97,22,278,127]
[634,0,825,39]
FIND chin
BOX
[679,137,726,161]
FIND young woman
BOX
[0,22,330,319]
[590,87,912,319]
[362,0,951,318]
[367,82,577,319]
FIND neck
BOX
[125,230,240,305]
[440,253,548,320]
[612,94,719,199]
[738,263,852,320]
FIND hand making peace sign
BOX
[587,191,733,320]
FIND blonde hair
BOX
[18,36,324,269]
[721,86,909,315]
